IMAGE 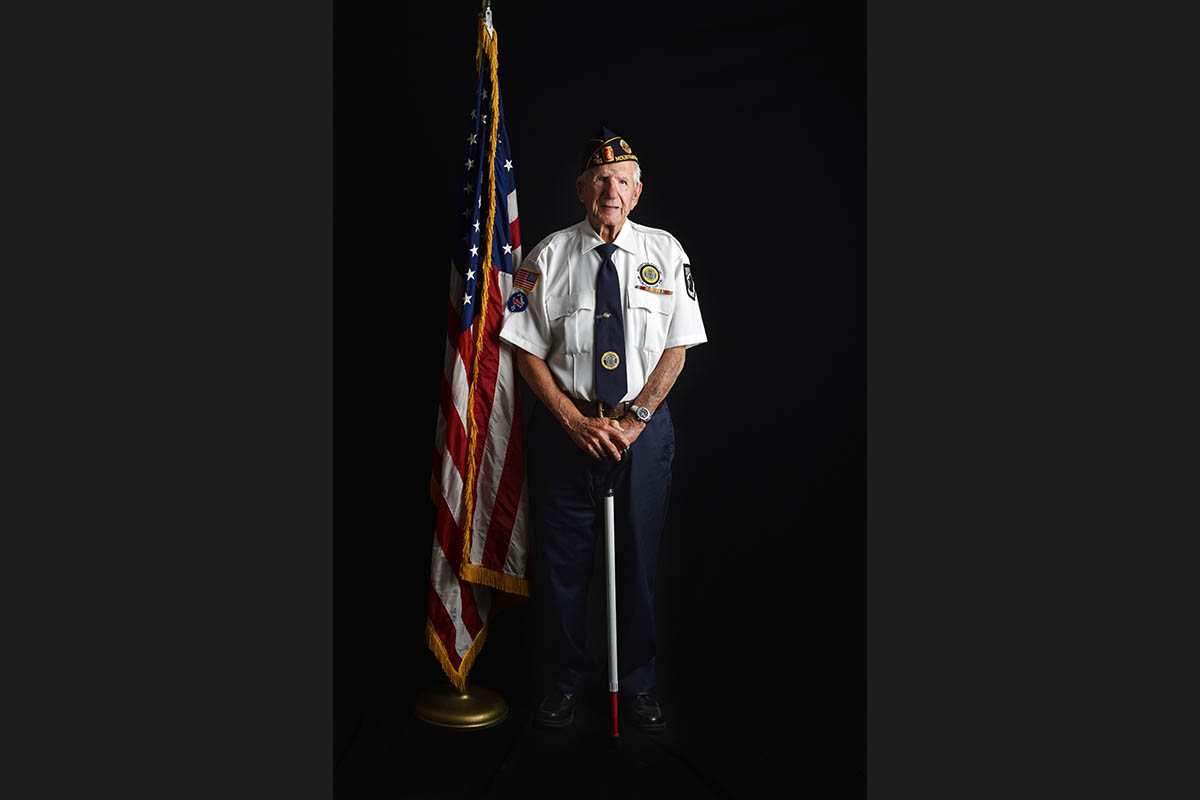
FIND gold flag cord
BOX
[459,16,513,587]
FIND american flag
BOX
[426,11,529,692]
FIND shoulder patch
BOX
[506,291,529,312]
[684,264,696,300]
[513,266,540,292]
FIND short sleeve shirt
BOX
[499,218,707,402]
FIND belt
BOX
[571,397,631,419]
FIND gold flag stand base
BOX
[413,683,508,729]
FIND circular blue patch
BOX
[639,263,661,285]
[601,351,620,370]
[506,291,528,313]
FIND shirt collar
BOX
[579,218,640,259]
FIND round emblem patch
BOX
[601,351,620,370]
[506,291,528,313]
[619,139,631,154]
[639,263,661,286]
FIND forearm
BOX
[618,346,686,441]
[514,348,585,427]
[632,346,686,415]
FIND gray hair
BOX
[577,161,642,186]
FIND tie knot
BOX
[596,243,618,260]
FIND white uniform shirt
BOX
[499,218,707,402]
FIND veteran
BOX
[499,128,707,732]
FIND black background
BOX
[336,0,864,793]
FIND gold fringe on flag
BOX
[460,563,529,596]
[426,617,490,693]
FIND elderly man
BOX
[499,129,707,732]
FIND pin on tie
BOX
[593,243,627,409]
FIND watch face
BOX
[636,406,650,421]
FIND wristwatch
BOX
[628,404,652,424]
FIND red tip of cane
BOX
[610,692,620,737]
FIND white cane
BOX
[603,445,631,742]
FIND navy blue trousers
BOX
[527,400,675,695]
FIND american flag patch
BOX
[513,267,540,291]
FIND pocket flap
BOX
[627,286,673,313]
[547,291,595,319]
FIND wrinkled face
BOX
[577,161,643,232]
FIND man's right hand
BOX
[564,416,630,461]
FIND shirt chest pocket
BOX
[626,288,673,353]
[547,291,595,356]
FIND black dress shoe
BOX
[623,691,667,733]
[536,692,577,729]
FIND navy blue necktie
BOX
[593,242,627,408]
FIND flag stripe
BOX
[502,481,530,577]
[437,439,465,529]
[469,267,507,442]
[481,386,525,571]
[443,304,472,420]
[430,539,470,663]
[437,371,468,486]
[434,490,483,646]
[507,191,521,253]
[468,269,513,561]
[457,575,485,640]
[427,579,461,669]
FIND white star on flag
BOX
[470,108,476,119]
[468,133,478,145]
[503,160,513,171]
[469,244,479,256]
[466,268,476,280]
[462,293,472,306]
[502,244,512,254]
[473,221,480,231]
[465,158,474,169]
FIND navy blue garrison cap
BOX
[584,127,638,171]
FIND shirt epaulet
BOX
[628,221,685,254]
[524,226,578,267]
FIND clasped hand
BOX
[566,416,633,461]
